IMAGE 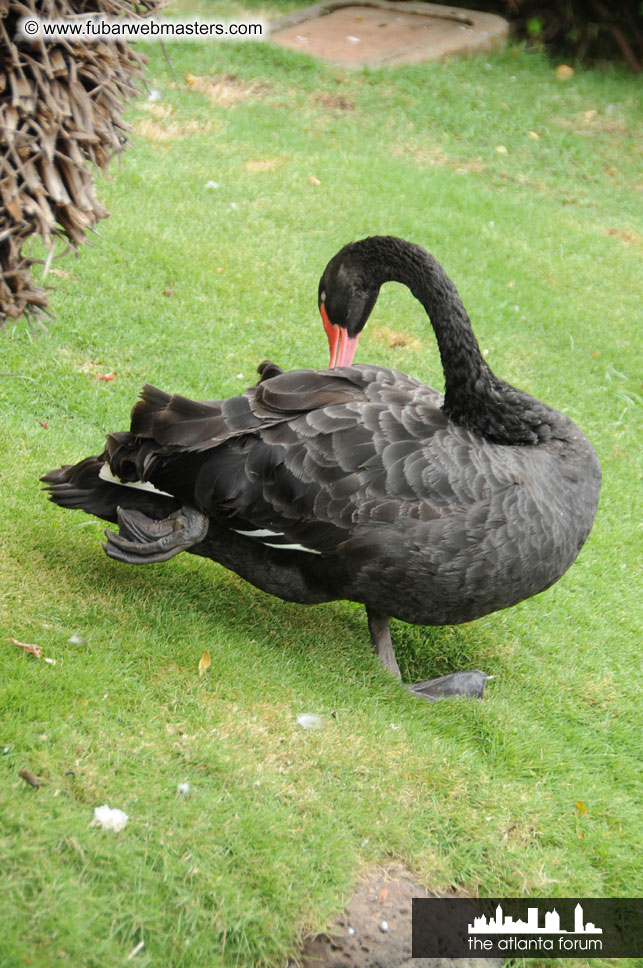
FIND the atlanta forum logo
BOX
[412,897,641,958]
[467,901,602,954]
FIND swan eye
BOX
[320,289,326,304]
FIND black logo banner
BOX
[412,898,643,958]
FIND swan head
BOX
[318,242,381,367]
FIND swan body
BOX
[42,237,601,693]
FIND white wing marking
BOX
[98,464,173,497]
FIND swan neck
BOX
[376,241,490,409]
[364,238,557,445]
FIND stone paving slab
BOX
[270,1,508,68]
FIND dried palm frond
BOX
[0,0,162,325]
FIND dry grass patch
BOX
[48,267,79,282]
[185,72,272,106]
[556,109,630,136]
[135,118,214,140]
[311,91,356,112]
[370,325,422,351]
[135,118,212,141]
[605,225,642,248]
[138,101,175,119]
[243,158,284,172]
[391,143,486,174]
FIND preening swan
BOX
[43,237,601,698]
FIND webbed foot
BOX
[104,505,209,564]
[408,670,488,701]
[365,607,488,700]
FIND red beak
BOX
[320,304,360,368]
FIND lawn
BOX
[1,4,641,966]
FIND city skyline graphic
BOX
[468,903,603,936]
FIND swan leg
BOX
[366,608,402,681]
[366,608,488,700]
[103,505,209,564]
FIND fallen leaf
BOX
[379,887,389,900]
[7,637,42,658]
[8,637,55,664]
[556,64,574,81]
[199,650,211,676]
[527,130,539,140]
[581,109,598,121]
[18,769,42,789]
[97,373,115,381]
[495,145,508,154]
[38,419,49,429]
[576,800,588,814]
[308,175,321,186]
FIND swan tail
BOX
[41,456,180,524]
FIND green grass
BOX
[1,7,642,967]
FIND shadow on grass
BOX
[35,526,492,689]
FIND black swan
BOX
[42,237,601,699]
